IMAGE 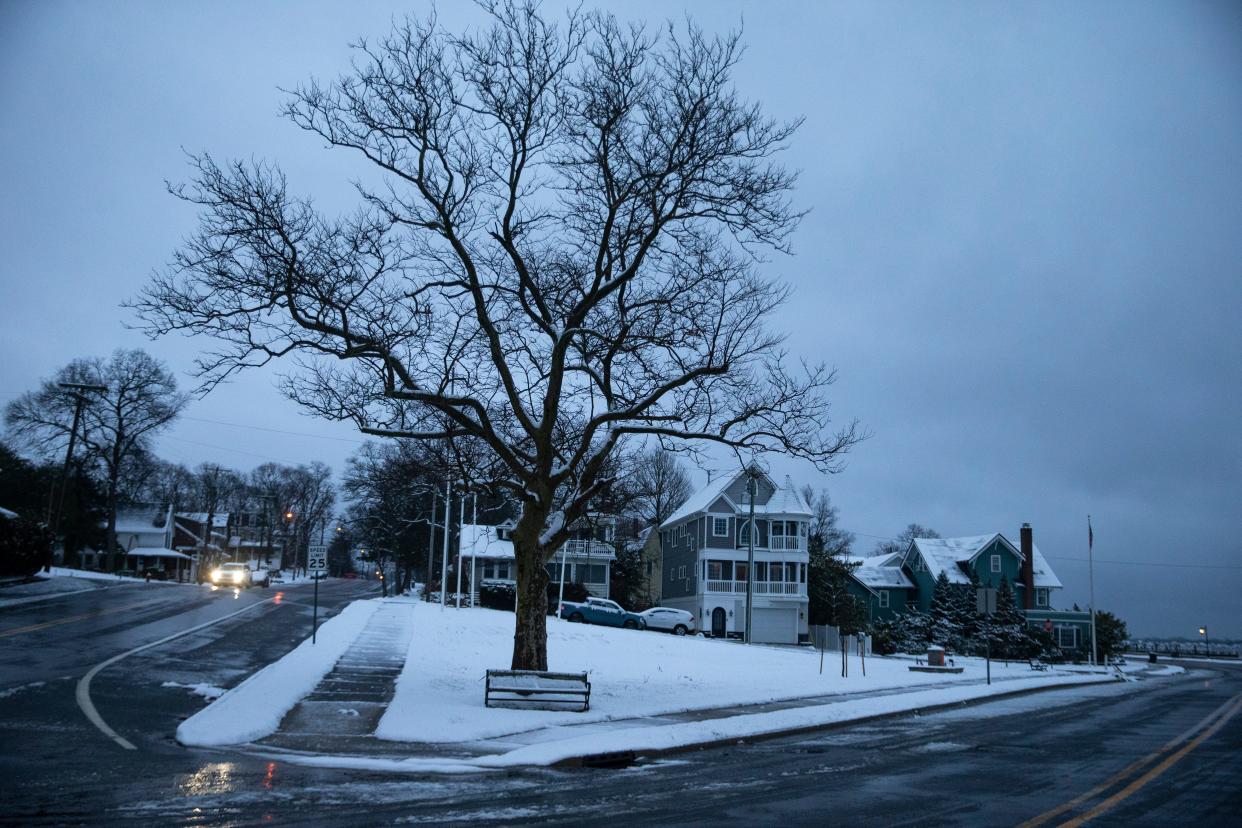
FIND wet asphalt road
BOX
[1,581,1238,827]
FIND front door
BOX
[711,607,727,637]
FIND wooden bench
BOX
[484,669,591,712]
[1029,659,1051,672]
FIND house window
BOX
[678,565,686,579]
[738,519,752,546]
[754,562,768,582]
[1036,588,1049,607]
[735,562,748,582]
[878,591,890,608]
[990,554,1001,573]
[707,560,724,580]
[712,517,729,537]
[1056,625,1078,649]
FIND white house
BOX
[458,517,616,601]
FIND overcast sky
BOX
[2,1,1239,638]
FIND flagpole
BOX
[1088,515,1098,668]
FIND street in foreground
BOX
[1,582,1238,826]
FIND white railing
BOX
[560,539,615,558]
[705,580,805,596]
[768,536,801,550]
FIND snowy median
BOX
[373,602,1108,744]
[176,599,380,747]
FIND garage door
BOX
[751,607,798,644]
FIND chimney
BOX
[1020,523,1035,610]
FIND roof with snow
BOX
[114,504,171,535]
[662,471,812,528]
[125,547,192,560]
[175,512,230,527]
[909,534,1062,589]
[459,523,515,560]
[846,555,916,589]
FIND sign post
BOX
[308,544,327,643]
[977,587,998,685]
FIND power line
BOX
[180,415,366,444]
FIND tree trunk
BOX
[511,535,551,671]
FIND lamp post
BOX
[1199,625,1209,658]
[744,464,759,645]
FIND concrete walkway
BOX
[264,601,415,754]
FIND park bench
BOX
[1029,659,1050,672]
[484,669,591,712]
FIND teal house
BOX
[846,553,915,623]
[857,524,1092,652]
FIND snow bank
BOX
[375,603,1084,744]
[176,599,380,747]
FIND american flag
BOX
[1088,516,1093,551]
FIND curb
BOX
[554,673,1122,768]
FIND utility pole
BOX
[50,382,106,570]
[745,464,758,645]
[426,488,437,600]
[439,480,451,608]
[1088,515,1098,668]
[455,486,466,608]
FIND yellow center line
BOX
[1018,692,1242,828]
[0,595,179,639]
[1056,695,1242,828]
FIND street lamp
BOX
[1199,625,1209,658]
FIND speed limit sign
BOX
[308,545,328,573]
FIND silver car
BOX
[639,607,696,636]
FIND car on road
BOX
[638,607,696,636]
[558,597,647,630]
[210,562,252,588]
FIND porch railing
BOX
[705,580,805,596]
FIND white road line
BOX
[76,596,277,750]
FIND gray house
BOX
[659,469,811,644]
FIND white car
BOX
[639,607,696,636]
[210,562,252,587]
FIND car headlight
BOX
[211,570,222,583]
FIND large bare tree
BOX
[133,3,859,669]
[5,349,187,569]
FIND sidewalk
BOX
[228,598,1146,773]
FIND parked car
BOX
[558,597,647,630]
[639,607,696,636]
[210,562,252,588]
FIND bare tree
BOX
[634,448,692,526]
[133,3,860,669]
[874,523,940,559]
[5,349,187,570]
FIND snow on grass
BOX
[176,598,381,747]
[375,603,1091,744]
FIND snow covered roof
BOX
[459,523,515,560]
[176,512,230,527]
[126,547,192,560]
[662,476,733,528]
[846,555,916,589]
[908,533,1062,589]
[114,505,171,534]
[662,472,811,528]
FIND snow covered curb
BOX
[176,599,380,747]
[480,672,1120,768]
[259,672,1119,775]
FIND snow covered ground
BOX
[0,568,140,608]
[181,597,1132,763]
[374,602,1097,744]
